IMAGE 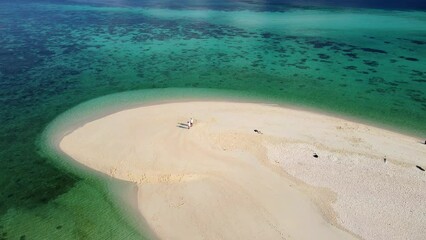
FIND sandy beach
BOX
[59,101,426,240]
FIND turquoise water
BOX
[0,1,425,239]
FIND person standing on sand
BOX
[190,118,194,127]
[187,121,190,129]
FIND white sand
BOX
[59,101,426,240]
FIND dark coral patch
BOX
[317,53,330,59]
[411,40,426,45]
[344,66,357,70]
[399,56,419,61]
[359,48,387,54]
[413,79,426,83]
[261,32,273,39]
[306,40,334,48]
[344,53,358,59]
[368,77,385,85]
[363,60,379,67]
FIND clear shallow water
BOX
[0,0,425,239]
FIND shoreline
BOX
[39,88,426,152]
[53,97,426,240]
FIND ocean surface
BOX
[0,0,425,239]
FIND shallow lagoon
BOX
[0,1,425,239]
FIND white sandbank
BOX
[59,101,426,240]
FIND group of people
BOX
[187,117,194,129]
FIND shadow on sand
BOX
[177,122,189,129]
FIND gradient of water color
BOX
[0,0,425,239]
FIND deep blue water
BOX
[8,0,426,10]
